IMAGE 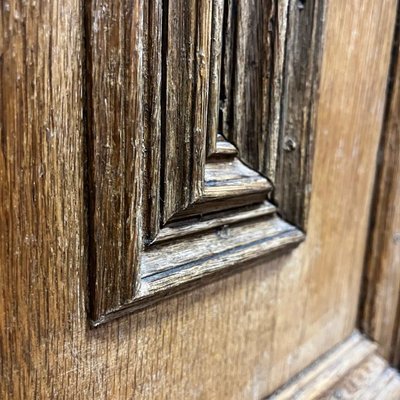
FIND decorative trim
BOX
[85,0,326,324]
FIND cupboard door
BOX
[0,0,397,398]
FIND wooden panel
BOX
[163,0,212,221]
[220,0,326,230]
[161,0,286,223]
[269,331,400,399]
[0,1,397,400]
[206,0,224,155]
[274,0,326,229]
[86,0,324,322]
[221,0,285,179]
[360,8,400,367]
[86,0,143,317]
[142,0,163,240]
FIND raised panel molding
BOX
[85,0,326,325]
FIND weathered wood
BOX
[86,0,143,319]
[173,158,272,219]
[86,0,323,321]
[142,216,302,282]
[94,215,304,324]
[273,0,327,230]
[162,0,212,222]
[269,332,400,399]
[143,0,163,240]
[207,0,224,155]
[213,133,238,157]
[360,8,400,367]
[0,0,398,398]
[220,0,287,179]
[154,201,276,244]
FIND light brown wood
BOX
[269,331,400,399]
[0,1,397,399]
[360,8,400,367]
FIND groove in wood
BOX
[85,0,326,323]
[360,6,400,368]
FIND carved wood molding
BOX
[85,0,326,325]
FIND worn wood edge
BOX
[268,331,379,400]
[268,332,400,400]
[90,216,304,326]
[206,0,224,155]
[320,354,394,399]
[86,0,321,322]
[273,0,327,231]
[208,133,239,159]
[359,3,400,367]
[169,157,272,220]
[153,201,276,244]
[141,214,298,278]
[85,0,144,320]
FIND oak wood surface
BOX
[360,7,400,368]
[0,0,397,399]
[274,0,326,230]
[221,0,281,177]
[86,0,143,319]
[86,0,316,321]
[269,331,400,400]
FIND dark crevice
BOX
[82,0,97,318]
[159,0,169,227]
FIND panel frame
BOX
[85,0,327,325]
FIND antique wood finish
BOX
[1,0,398,399]
[220,0,326,232]
[86,0,143,320]
[360,8,400,368]
[269,331,400,399]
[86,0,325,323]
[220,0,286,179]
[162,0,212,221]
[274,0,326,229]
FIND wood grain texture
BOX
[154,201,277,243]
[86,0,315,321]
[219,0,325,231]
[269,331,400,399]
[163,0,212,221]
[0,0,397,399]
[206,0,224,155]
[86,0,143,318]
[143,0,163,240]
[221,0,286,179]
[274,0,326,230]
[360,7,400,367]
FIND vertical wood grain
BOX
[274,0,326,230]
[206,0,224,155]
[86,0,143,318]
[361,7,400,367]
[0,0,398,399]
[221,0,284,178]
[143,0,163,241]
[163,0,212,222]
[0,0,86,397]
